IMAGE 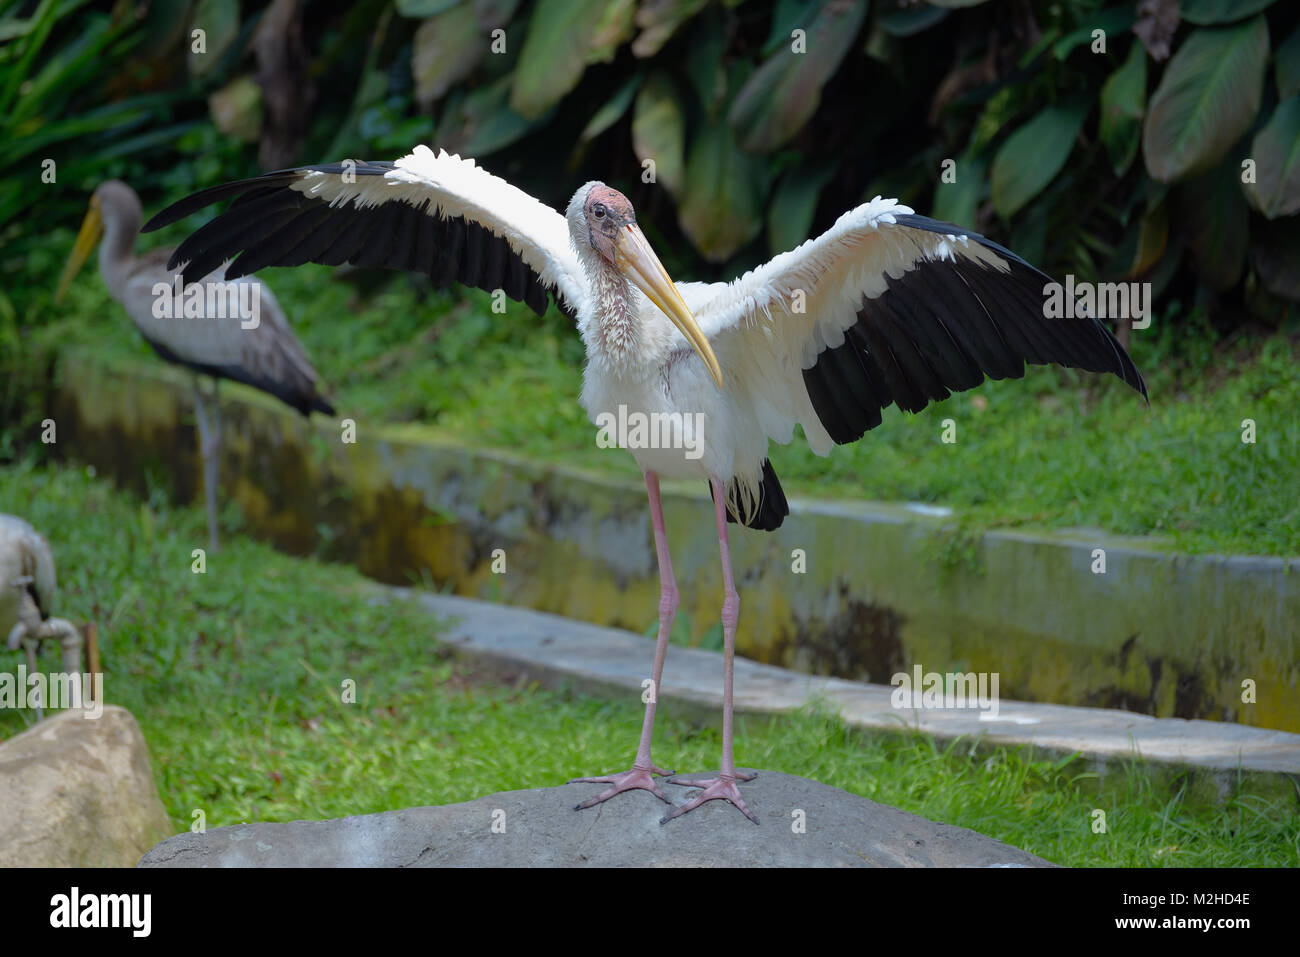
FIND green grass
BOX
[26,219,1300,558]
[2,462,1296,866]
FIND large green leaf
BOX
[187,0,239,78]
[412,4,485,110]
[990,99,1088,219]
[443,75,550,156]
[1244,96,1300,219]
[631,72,685,198]
[1128,197,1169,278]
[395,0,461,15]
[685,6,727,114]
[579,73,642,143]
[1277,24,1300,99]
[1053,7,1135,61]
[679,113,768,261]
[1180,0,1274,26]
[510,0,635,119]
[631,0,708,57]
[474,0,522,27]
[767,159,836,255]
[729,0,868,153]
[1142,17,1269,183]
[879,4,948,38]
[760,0,815,56]
[1173,158,1247,291]
[1099,41,1147,176]
[930,151,987,230]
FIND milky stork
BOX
[1,514,82,720]
[56,181,335,552]
[145,146,1146,824]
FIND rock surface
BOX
[139,770,1050,867]
[0,705,174,867]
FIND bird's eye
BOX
[592,203,606,219]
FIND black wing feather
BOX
[802,216,1148,447]
[143,162,565,317]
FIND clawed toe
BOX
[660,774,759,825]
[570,766,674,810]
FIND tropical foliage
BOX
[3,0,1299,334]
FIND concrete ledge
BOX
[404,591,1300,802]
[53,351,1300,732]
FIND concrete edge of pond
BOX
[393,591,1300,803]
[53,351,1300,734]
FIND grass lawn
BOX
[28,222,1300,557]
[1,462,1296,866]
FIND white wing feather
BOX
[290,146,590,313]
[691,197,1012,456]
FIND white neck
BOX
[574,241,646,379]
[99,203,141,301]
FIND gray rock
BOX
[139,770,1050,867]
[1,705,174,867]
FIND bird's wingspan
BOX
[692,198,1147,455]
[143,145,589,318]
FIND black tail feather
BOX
[708,459,789,532]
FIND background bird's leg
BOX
[23,638,43,721]
[662,477,758,825]
[40,617,83,675]
[192,374,221,552]
[210,377,223,549]
[569,470,677,811]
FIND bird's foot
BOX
[661,771,759,825]
[569,762,675,810]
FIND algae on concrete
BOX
[54,351,1300,732]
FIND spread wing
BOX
[691,198,1146,456]
[144,145,590,318]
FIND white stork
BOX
[56,180,335,552]
[1,514,82,720]
[145,146,1146,824]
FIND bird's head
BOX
[568,182,722,388]
[55,180,141,304]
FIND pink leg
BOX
[571,470,677,810]
[662,478,758,825]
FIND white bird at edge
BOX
[144,145,1147,824]
[1,514,83,721]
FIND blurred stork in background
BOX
[56,181,335,553]
[1,514,83,721]
[146,146,1146,824]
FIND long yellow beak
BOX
[615,224,723,389]
[55,202,104,304]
